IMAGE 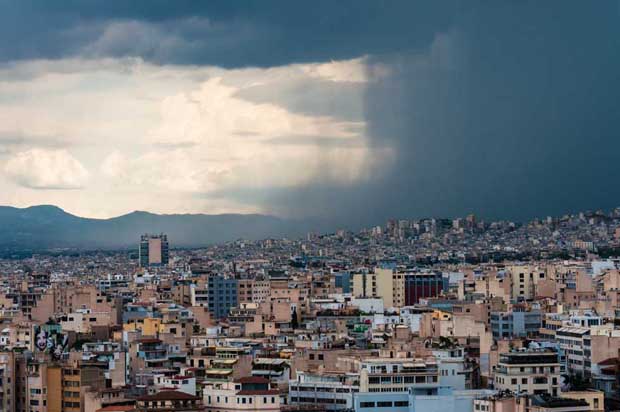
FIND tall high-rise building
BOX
[139,234,169,267]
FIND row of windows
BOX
[496,376,557,385]
[291,386,358,393]
[291,397,348,404]
[207,396,276,405]
[360,401,409,408]
[368,387,433,394]
[368,375,437,384]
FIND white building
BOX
[154,374,196,395]
[203,377,280,412]
[289,371,358,410]
[433,347,467,390]
[556,327,591,376]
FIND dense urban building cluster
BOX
[1,210,620,412]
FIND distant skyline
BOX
[3,203,618,226]
[1,1,620,227]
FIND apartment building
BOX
[556,327,591,377]
[352,268,402,308]
[237,279,254,303]
[289,371,359,411]
[353,357,442,412]
[491,308,542,339]
[203,377,280,412]
[252,279,271,304]
[139,234,169,268]
[207,275,238,319]
[560,390,604,412]
[506,265,547,300]
[404,272,444,305]
[494,350,560,396]
[358,357,440,393]
[136,391,204,412]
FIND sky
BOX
[1,1,619,227]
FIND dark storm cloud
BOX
[359,1,620,222]
[203,1,620,226]
[4,1,620,226]
[0,1,456,67]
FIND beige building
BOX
[351,268,404,308]
[506,265,547,300]
[560,390,604,412]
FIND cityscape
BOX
[0,208,617,411]
[2,2,620,412]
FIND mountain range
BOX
[0,205,315,251]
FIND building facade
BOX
[139,234,169,267]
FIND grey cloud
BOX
[217,1,620,226]
[263,136,368,148]
[0,1,456,67]
[234,78,365,121]
[0,132,71,154]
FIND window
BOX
[395,401,409,407]
[360,402,375,408]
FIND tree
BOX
[291,309,299,329]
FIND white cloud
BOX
[148,76,362,146]
[0,56,391,217]
[4,148,89,190]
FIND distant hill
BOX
[0,205,313,250]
